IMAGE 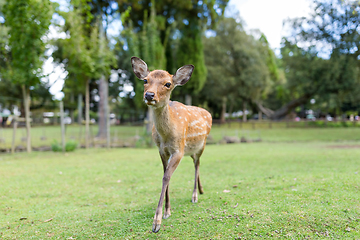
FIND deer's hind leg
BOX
[191,150,204,203]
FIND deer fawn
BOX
[131,57,212,233]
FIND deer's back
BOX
[170,101,212,155]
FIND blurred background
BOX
[0,0,359,152]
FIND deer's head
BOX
[131,57,194,108]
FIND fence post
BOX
[106,97,110,149]
[11,118,18,154]
[60,101,66,152]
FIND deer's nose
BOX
[145,92,155,101]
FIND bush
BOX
[51,140,78,152]
[65,140,78,152]
[326,122,342,128]
[51,141,62,152]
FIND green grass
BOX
[0,125,143,149]
[1,142,360,239]
[1,123,360,149]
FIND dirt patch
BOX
[326,145,360,149]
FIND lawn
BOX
[1,123,360,149]
[1,141,359,238]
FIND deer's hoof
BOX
[199,188,204,194]
[152,222,161,233]
[191,197,198,203]
[163,213,171,219]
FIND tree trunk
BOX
[97,75,108,139]
[70,92,75,123]
[11,118,17,154]
[242,101,247,122]
[256,94,310,120]
[85,79,90,149]
[220,96,226,124]
[185,94,192,106]
[78,93,83,124]
[258,111,262,121]
[22,85,31,153]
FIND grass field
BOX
[1,140,360,238]
[1,123,360,149]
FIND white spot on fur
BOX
[189,120,201,126]
[187,131,207,138]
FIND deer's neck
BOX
[152,103,174,138]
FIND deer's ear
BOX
[131,57,150,80]
[173,65,194,86]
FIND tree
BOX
[87,0,118,139]
[3,0,54,152]
[118,0,229,106]
[53,0,115,148]
[202,17,271,122]
[121,0,167,132]
[258,0,360,119]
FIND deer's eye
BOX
[164,82,171,88]
[144,79,148,84]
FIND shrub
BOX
[51,140,62,152]
[65,140,78,152]
[327,122,342,128]
[51,140,78,152]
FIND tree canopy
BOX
[258,0,360,119]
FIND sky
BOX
[46,0,313,99]
[228,0,312,50]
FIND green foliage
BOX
[51,140,78,152]
[201,17,271,115]
[51,140,62,152]
[118,0,228,31]
[3,0,54,87]
[279,0,360,116]
[65,140,78,151]
[121,0,166,110]
[176,27,207,94]
[53,0,116,90]
[118,0,229,106]
[0,0,56,111]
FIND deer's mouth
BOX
[144,99,157,105]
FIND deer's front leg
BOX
[152,151,183,233]
[159,152,171,219]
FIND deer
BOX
[131,57,212,233]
